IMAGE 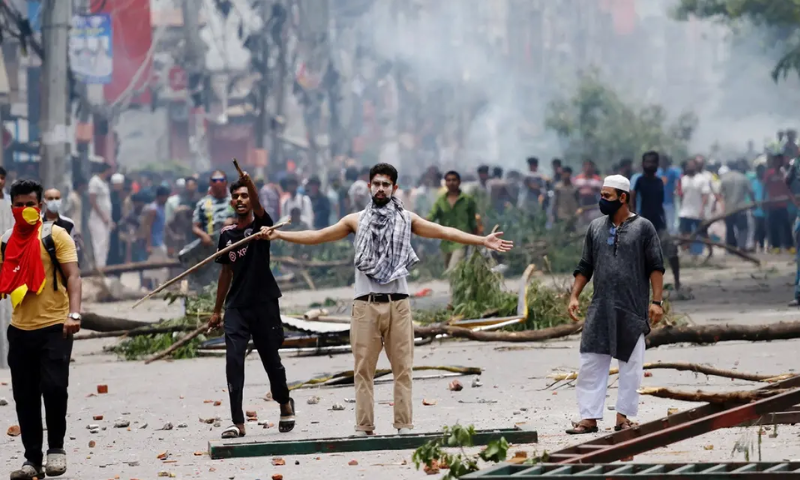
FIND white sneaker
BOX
[397,428,412,435]
[353,430,374,437]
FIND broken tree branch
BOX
[646,321,800,349]
[144,324,208,365]
[81,313,151,332]
[548,362,793,383]
[670,235,760,265]
[74,324,198,341]
[81,260,181,277]
[690,197,790,241]
[413,321,583,342]
[638,387,789,404]
[272,256,352,268]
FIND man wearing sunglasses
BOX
[186,171,235,291]
[566,174,664,435]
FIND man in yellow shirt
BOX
[0,180,82,480]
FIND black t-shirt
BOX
[634,175,666,232]
[215,212,281,308]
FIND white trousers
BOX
[89,221,110,269]
[576,334,645,420]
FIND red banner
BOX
[94,0,153,105]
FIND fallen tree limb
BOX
[81,313,151,332]
[81,260,181,277]
[413,321,583,342]
[646,321,800,349]
[74,324,198,341]
[692,197,790,238]
[637,386,788,404]
[547,362,793,383]
[144,324,208,364]
[670,235,760,265]
[273,256,352,268]
[288,365,482,390]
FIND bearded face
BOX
[370,174,396,206]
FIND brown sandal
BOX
[614,418,638,431]
[566,421,599,435]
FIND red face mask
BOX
[12,206,42,232]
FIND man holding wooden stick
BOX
[262,163,512,436]
[207,167,295,438]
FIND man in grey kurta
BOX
[566,174,665,434]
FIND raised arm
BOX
[269,213,357,245]
[409,212,512,252]
[240,171,265,218]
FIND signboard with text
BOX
[69,14,113,84]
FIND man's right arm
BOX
[272,214,356,245]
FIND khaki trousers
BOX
[351,298,414,432]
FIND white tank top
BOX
[353,210,410,298]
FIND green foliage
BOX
[545,71,697,168]
[674,0,800,81]
[412,424,509,479]
[514,280,593,331]
[448,252,518,319]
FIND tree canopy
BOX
[674,0,800,81]
[545,72,697,168]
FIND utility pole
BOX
[254,0,271,179]
[40,0,73,193]
[271,0,287,171]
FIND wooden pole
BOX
[131,220,289,308]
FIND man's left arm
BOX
[410,212,512,252]
[54,229,82,335]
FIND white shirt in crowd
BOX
[88,174,111,223]
[679,174,712,220]
[281,193,314,228]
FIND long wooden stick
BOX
[132,220,289,308]
[144,324,208,364]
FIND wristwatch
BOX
[68,313,82,322]
[651,300,663,307]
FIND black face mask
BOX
[599,198,623,216]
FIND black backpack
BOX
[1,223,67,291]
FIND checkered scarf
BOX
[354,197,419,285]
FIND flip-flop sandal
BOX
[279,398,296,433]
[221,425,245,439]
[565,422,599,435]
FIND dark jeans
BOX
[224,300,290,425]
[724,212,749,250]
[7,324,73,466]
[767,208,793,249]
[754,216,767,250]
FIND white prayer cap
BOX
[111,173,125,185]
[175,178,186,188]
[603,174,630,193]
